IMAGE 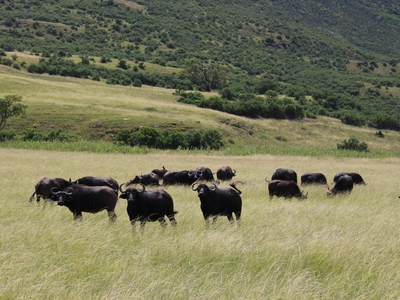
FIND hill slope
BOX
[1,65,400,157]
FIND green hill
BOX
[1,0,400,155]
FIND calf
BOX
[51,184,118,221]
[191,182,242,227]
[29,177,73,204]
[268,180,307,200]
[328,175,353,196]
[119,183,177,233]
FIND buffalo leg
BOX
[227,214,234,224]
[139,220,147,234]
[73,212,83,221]
[108,210,117,223]
[167,215,177,228]
[235,212,241,226]
[204,216,211,228]
[159,217,168,229]
[130,219,137,232]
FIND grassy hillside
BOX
[1,149,400,299]
[2,0,400,131]
[1,65,400,157]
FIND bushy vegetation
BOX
[178,91,305,120]
[115,126,224,150]
[22,128,77,142]
[337,137,369,152]
[0,130,15,142]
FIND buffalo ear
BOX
[119,193,127,199]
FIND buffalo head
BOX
[191,182,217,198]
[50,187,74,206]
[119,183,145,202]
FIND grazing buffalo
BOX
[51,184,118,221]
[119,183,177,233]
[333,172,367,185]
[268,180,307,200]
[128,173,160,186]
[162,170,198,185]
[270,168,298,183]
[191,182,242,227]
[72,176,119,191]
[301,172,327,185]
[151,166,168,179]
[327,175,353,196]
[216,166,236,181]
[29,177,73,204]
[195,166,215,181]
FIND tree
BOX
[182,58,227,92]
[0,94,27,128]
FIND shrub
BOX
[375,131,384,138]
[0,130,15,142]
[114,127,224,150]
[337,137,369,152]
[22,128,76,142]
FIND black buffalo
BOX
[72,176,119,191]
[195,166,215,181]
[191,182,242,227]
[162,170,198,185]
[51,184,118,221]
[268,180,307,200]
[328,175,353,196]
[333,172,366,185]
[128,173,160,186]
[29,177,73,204]
[301,172,327,185]
[151,166,168,179]
[216,166,236,181]
[119,183,177,233]
[270,168,298,183]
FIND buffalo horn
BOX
[65,187,74,195]
[138,183,145,193]
[191,182,199,191]
[209,183,217,191]
[50,187,59,195]
[232,169,236,174]
[119,183,126,193]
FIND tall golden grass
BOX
[1,148,400,299]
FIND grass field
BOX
[1,148,400,299]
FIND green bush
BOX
[22,128,76,142]
[337,137,369,152]
[115,127,224,150]
[0,130,15,142]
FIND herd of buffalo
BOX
[29,166,367,232]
